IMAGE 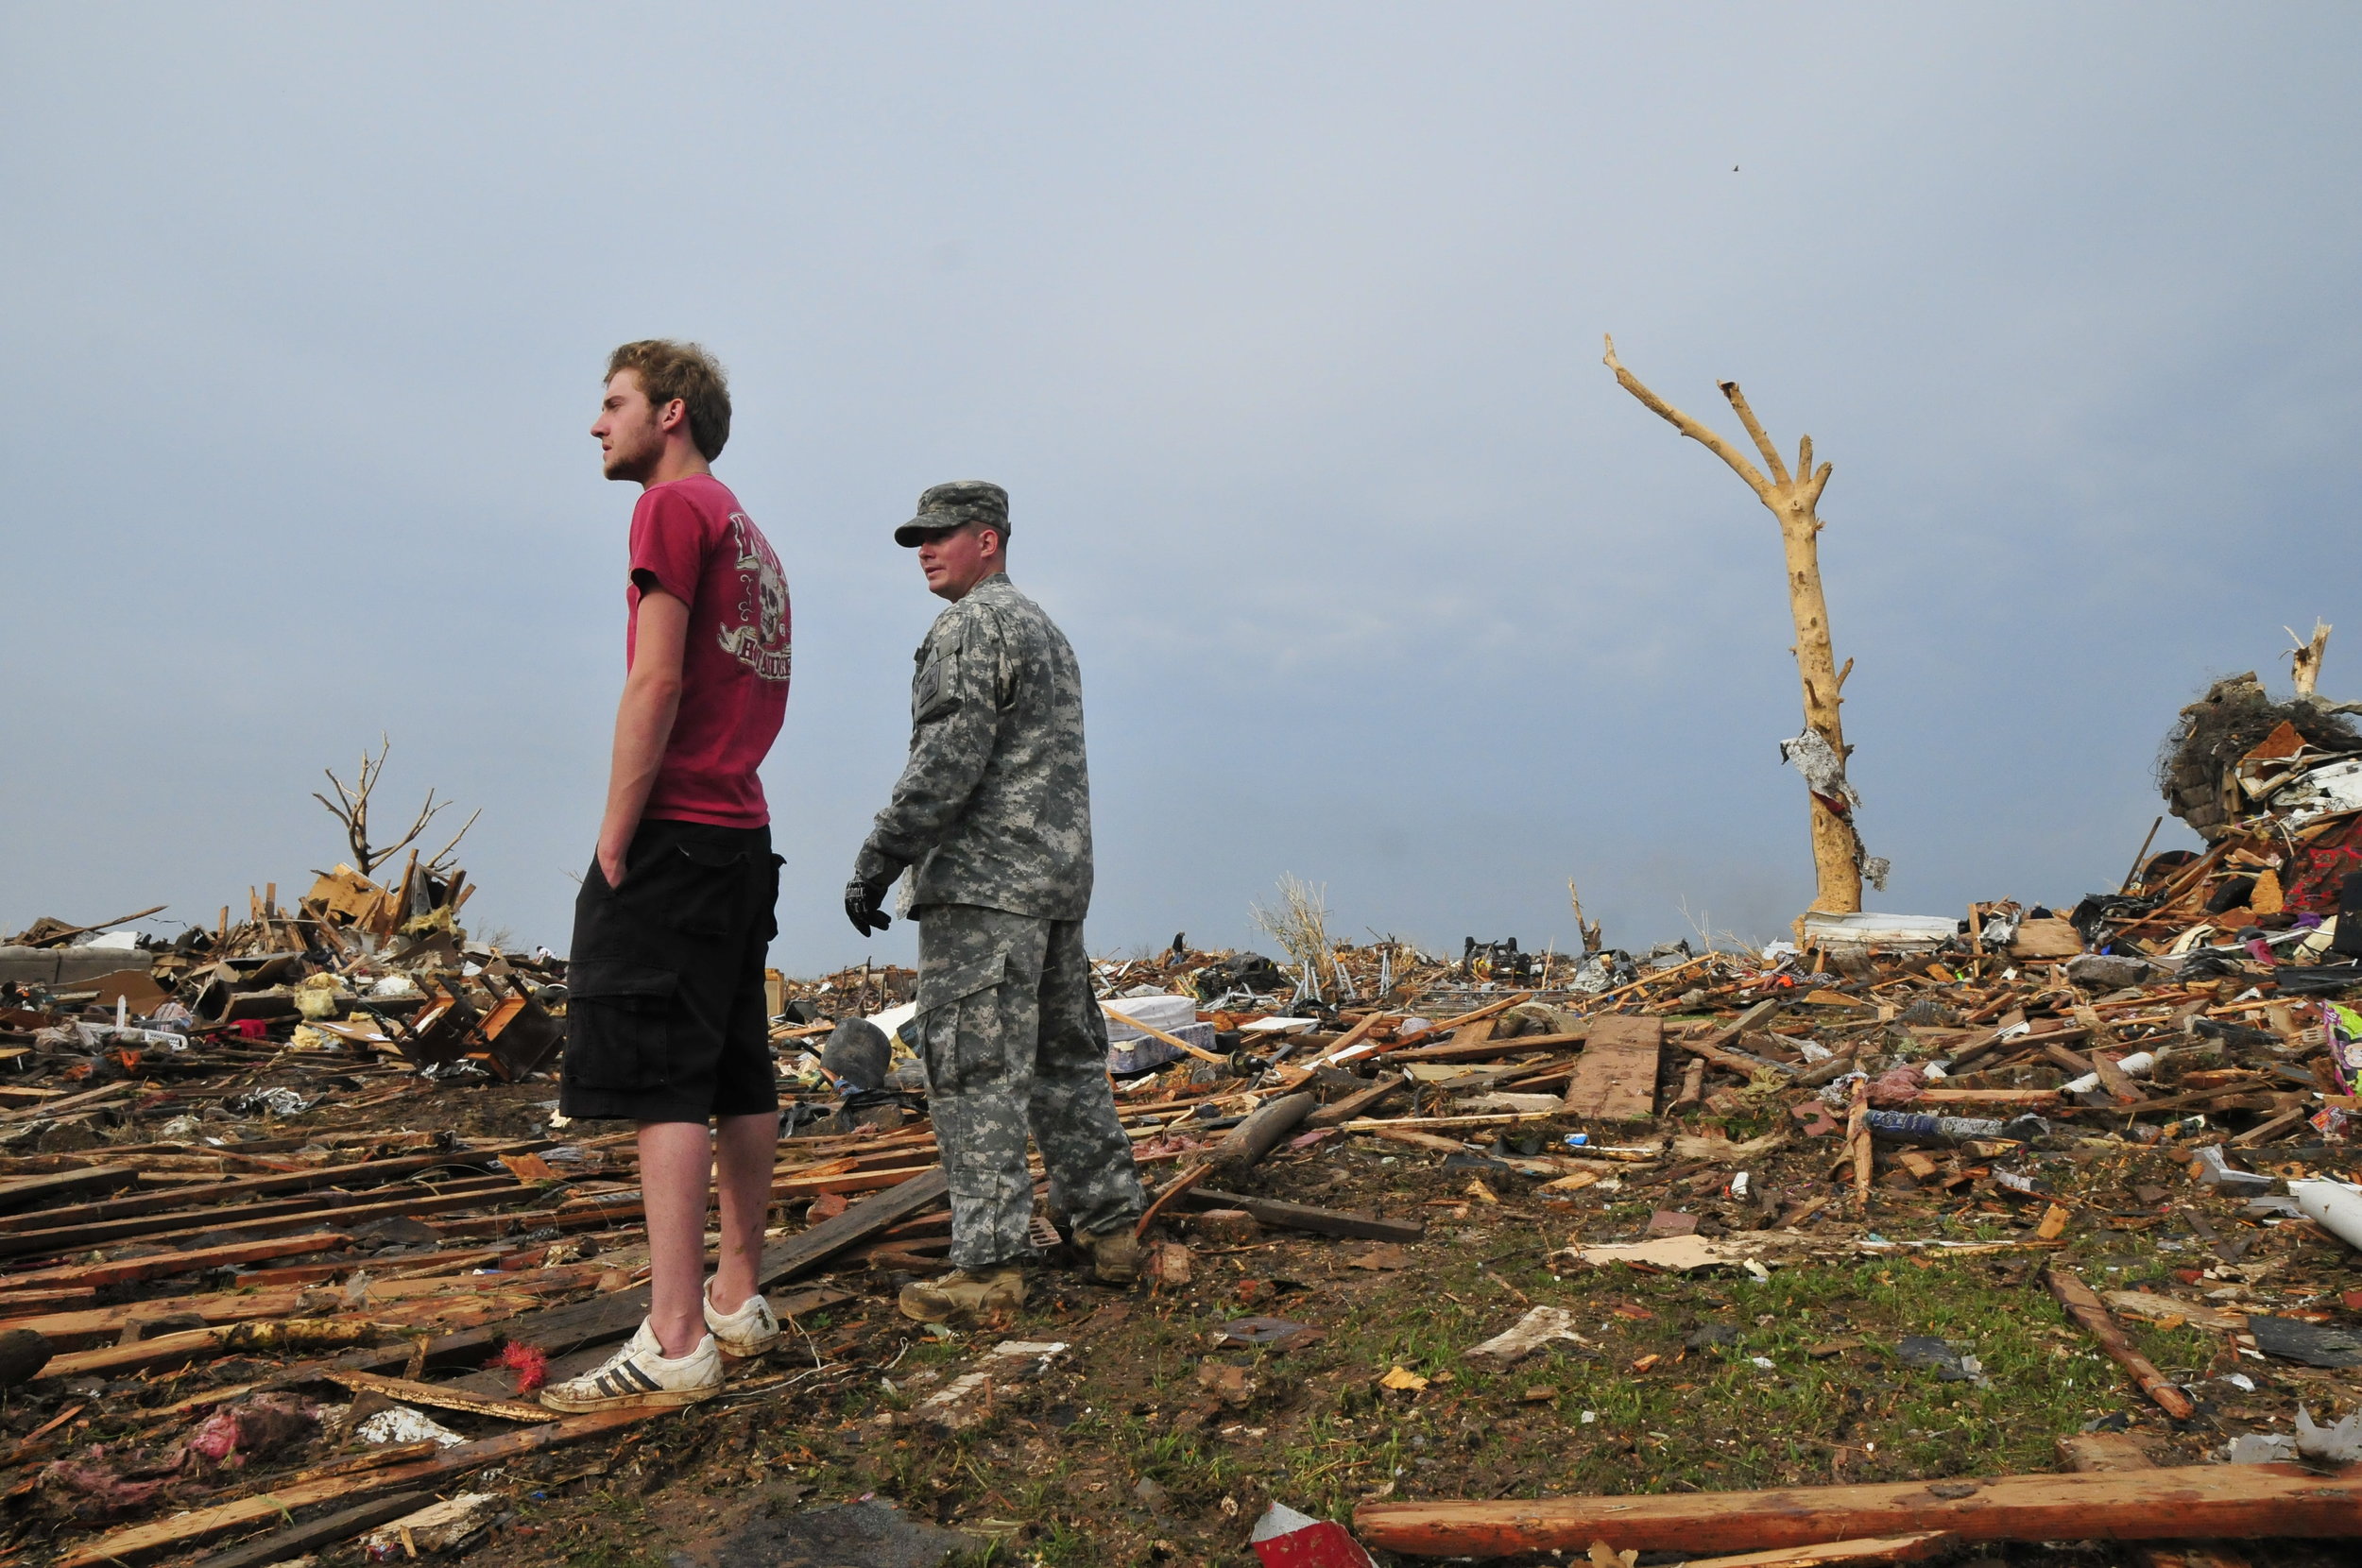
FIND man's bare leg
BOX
[709,1111,779,1315]
[639,1119,716,1357]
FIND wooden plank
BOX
[769,1163,939,1200]
[1676,1011,1799,1079]
[1392,1030,1588,1065]
[2061,1431,2254,1568]
[761,1166,951,1286]
[0,1082,135,1125]
[324,1370,555,1423]
[1360,993,1537,1061]
[0,1177,521,1257]
[1290,1010,1388,1074]
[2043,1043,2098,1075]
[426,1195,651,1240]
[1679,1534,1957,1568]
[2047,1267,2196,1420]
[0,1286,96,1315]
[1304,1075,1408,1129]
[1561,1015,1663,1120]
[0,1287,315,1343]
[0,1145,544,1233]
[1850,1076,1873,1210]
[364,1263,611,1299]
[1354,1464,2362,1558]
[55,1407,647,1567]
[2230,1104,2312,1148]
[2088,1049,2148,1104]
[40,1318,385,1381]
[1101,1003,1226,1065]
[2100,1291,2248,1335]
[1341,1112,1560,1133]
[0,1230,350,1290]
[0,1164,139,1213]
[1428,993,1535,1033]
[184,1489,436,1568]
[1698,997,1782,1053]
[1183,1187,1424,1242]
[10,902,168,949]
[330,1168,952,1382]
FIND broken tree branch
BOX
[313,735,467,877]
[1604,335,1866,919]
[423,808,483,876]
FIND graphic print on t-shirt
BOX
[718,512,792,682]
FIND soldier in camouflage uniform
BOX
[846,480,1146,1322]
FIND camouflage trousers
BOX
[914,905,1146,1270]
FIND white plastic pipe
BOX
[2063,1051,2155,1095]
[2290,1178,2362,1251]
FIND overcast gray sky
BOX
[5,4,2357,974]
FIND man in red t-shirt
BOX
[542,341,793,1412]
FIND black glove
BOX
[844,877,893,937]
[844,845,904,937]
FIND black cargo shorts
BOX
[559,817,781,1123]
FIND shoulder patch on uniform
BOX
[928,610,969,656]
[958,595,1014,639]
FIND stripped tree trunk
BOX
[1603,336,1869,920]
[2288,620,2331,698]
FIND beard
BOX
[601,417,664,482]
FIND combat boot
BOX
[1075,1223,1141,1286]
[898,1265,1027,1323]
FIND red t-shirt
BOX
[625,474,791,827]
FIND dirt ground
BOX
[273,1083,2362,1568]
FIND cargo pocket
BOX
[915,949,1008,1091]
[760,854,784,944]
[661,839,757,939]
[561,961,677,1092]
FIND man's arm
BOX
[597,588,689,888]
[859,615,1004,873]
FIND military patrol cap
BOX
[896,480,1010,547]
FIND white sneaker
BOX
[703,1285,781,1356]
[539,1321,722,1412]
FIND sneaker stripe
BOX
[623,1359,662,1391]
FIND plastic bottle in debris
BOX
[1863,1110,2047,1146]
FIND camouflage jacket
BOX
[860,573,1093,920]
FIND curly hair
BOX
[605,339,730,460]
